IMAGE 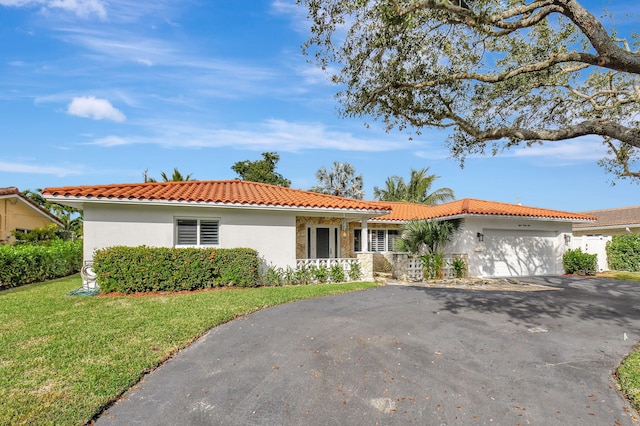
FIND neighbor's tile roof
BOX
[0,187,20,197]
[0,187,63,225]
[573,206,640,229]
[43,180,392,212]
[370,198,595,222]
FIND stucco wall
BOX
[0,198,56,244]
[83,203,297,268]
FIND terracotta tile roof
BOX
[573,206,640,229]
[43,180,392,212]
[0,187,20,197]
[370,198,595,222]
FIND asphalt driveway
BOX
[97,276,640,425]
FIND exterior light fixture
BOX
[477,232,484,242]
[564,234,571,244]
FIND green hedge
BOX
[92,246,260,293]
[606,234,640,272]
[562,248,597,276]
[0,240,82,289]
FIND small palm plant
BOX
[396,219,460,280]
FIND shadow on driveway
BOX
[96,276,640,426]
[407,275,640,329]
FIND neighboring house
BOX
[42,180,594,278]
[0,187,62,244]
[571,206,640,271]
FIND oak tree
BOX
[231,152,292,187]
[301,0,640,181]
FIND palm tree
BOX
[396,219,461,255]
[144,168,194,182]
[311,161,364,199]
[373,167,454,205]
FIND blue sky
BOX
[0,0,638,212]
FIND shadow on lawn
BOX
[408,275,640,329]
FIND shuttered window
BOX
[176,218,219,246]
[370,230,386,252]
[387,230,400,251]
[354,229,401,252]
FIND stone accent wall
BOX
[373,253,393,273]
[357,252,374,281]
[391,253,409,281]
[296,216,350,259]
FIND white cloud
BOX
[87,135,129,147]
[67,96,126,122]
[116,118,414,153]
[0,160,83,176]
[507,137,607,163]
[0,0,107,19]
[270,0,309,33]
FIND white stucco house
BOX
[43,180,594,279]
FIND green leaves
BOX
[606,234,640,272]
[301,0,640,182]
[93,247,260,293]
[396,219,460,255]
[0,240,82,289]
[562,248,597,275]
[373,167,455,204]
[231,152,292,187]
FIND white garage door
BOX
[481,229,559,277]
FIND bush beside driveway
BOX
[98,276,640,425]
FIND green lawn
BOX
[0,275,378,425]
[603,271,640,411]
[600,271,640,282]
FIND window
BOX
[370,230,386,252]
[387,230,400,251]
[354,229,401,252]
[175,219,219,246]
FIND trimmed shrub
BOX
[92,246,260,293]
[0,240,82,289]
[606,234,640,272]
[563,248,597,276]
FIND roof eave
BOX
[4,193,63,226]
[370,213,594,223]
[43,195,391,217]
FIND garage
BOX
[479,228,561,277]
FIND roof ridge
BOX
[581,205,640,213]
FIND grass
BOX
[600,271,640,282]
[599,271,640,411]
[619,350,640,413]
[0,275,378,425]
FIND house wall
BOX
[0,197,56,244]
[448,217,572,277]
[83,203,297,268]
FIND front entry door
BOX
[309,226,339,258]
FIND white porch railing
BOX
[296,258,361,281]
